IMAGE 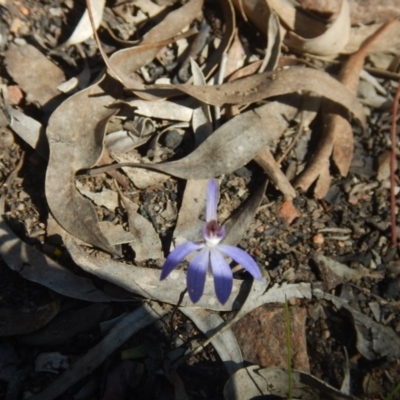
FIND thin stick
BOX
[390,79,400,247]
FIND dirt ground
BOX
[0,0,400,399]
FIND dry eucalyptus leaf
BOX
[313,253,384,288]
[108,0,203,90]
[5,43,65,109]
[98,221,135,246]
[224,32,248,78]
[65,0,105,46]
[253,149,296,200]
[315,290,400,361]
[285,0,351,56]
[45,76,122,255]
[65,235,254,312]
[233,0,326,39]
[180,308,243,376]
[107,100,300,180]
[0,214,118,303]
[5,106,48,158]
[127,99,193,122]
[261,10,282,72]
[224,366,360,400]
[190,58,213,146]
[76,180,119,211]
[295,20,396,198]
[111,152,168,189]
[118,192,163,261]
[146,67,366,127]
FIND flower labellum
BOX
[160,179,262,304]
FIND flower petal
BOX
[217,244,262,280]
[206,179,219,222]
[187,247,210,303]
[210,248,233,304]
[160,242,203,280]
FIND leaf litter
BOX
[0,0,400,398]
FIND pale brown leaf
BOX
[5,43,65,109]
[66,0,105,46]
[45,76,122,254]
[118,191,163,261]
[107,0,203,90]
[284,0,351,56]
[92,99,300,180]
[145,67,366,127]
[295,20,396,197]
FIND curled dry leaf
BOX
[145,67,366,127]
[261,10,282,72]
[224,366,360,400]
[65,0,105,46]
[107,0,203,90]
[45,76,123,255]
[284,0,351,56]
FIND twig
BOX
[390,79,400,247]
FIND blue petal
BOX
[187,247,210,303]
[160,242,203,280]
[206,179,219,222]
[210,248,233,304]
[217,244,262,280]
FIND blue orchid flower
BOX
[160,179,263,304]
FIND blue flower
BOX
[160,179,263,304]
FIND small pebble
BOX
[322,329,330,339]
[312,233,324,245]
